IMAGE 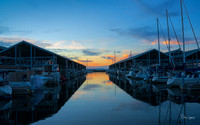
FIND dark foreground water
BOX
[1,72,200,125]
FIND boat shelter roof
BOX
[110,49,169,66]
[0,41,85,68]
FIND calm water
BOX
[1,72,200,125]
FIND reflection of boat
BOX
[0,71,12,96]
[167,87,200,125]
[0,100,12,125]
[167,71,200,87]
[9,70,41,91]
[0,85,12,96]
[152,71,169,83]
[0,75,86,124]
[135,70,146,79]
[110,74,167,106]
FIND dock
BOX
[107,48,200,91]
[0,41,87,95]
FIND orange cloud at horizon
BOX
[151,40,195,46]
[73,53,132,68]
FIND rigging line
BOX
[182,0,200,50]
[159,22,169,51]
[169,15,182,50]
[159,21,175,67]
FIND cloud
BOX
[49,49,72,53]
[111,27,199,47]
[82,49,101,56]
[47,40,86,50]
[151,39,196,46]
[68,56,79,60]
[133,0,179,17]
[101,55,114,60]
[44,28,63,33]
[0,26,10,34]
[87,65,109,69]
[0,36,86,51]
[79,59,93,62]
[0,26,32,35]
[0,36,52,48]
[114,50,121,53]
[111,27,157,42]
[119,54,131,61]
[82,84,101,91]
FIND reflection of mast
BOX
[115,82,116,96]
[169,100,171,125]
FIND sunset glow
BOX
[0,0,200,68]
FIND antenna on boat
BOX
[157,18,161,66]
[180,0,186,65]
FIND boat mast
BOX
[180,0,185,65]
[87,58,88,69]
[157,18,161,66]
[166,10,171,65]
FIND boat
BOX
[0,71,12,96]
[9,70,49,90]
[31,59,60,86]
[135,68,147,79]
[152,67,171,83]
[167,0,200,88]
[167,70,200,87]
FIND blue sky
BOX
[0,0,200,68]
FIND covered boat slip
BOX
[109,48,200,70]
[0,41,86,71]
[109,49,169,70]
[0,41,86,94]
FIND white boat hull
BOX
[125,71,133,78]
[167,78,181,86]
[31,75,49,89]
[152,76,168,83]
[167,77,200,86]
[9,81,31,88]
[0,85,12,96]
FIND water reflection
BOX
[109,74,200,125]
[2,72,200,125]
[0,75,86,125]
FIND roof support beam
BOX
[15,46,17,66]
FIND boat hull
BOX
[0,85,12,96]
[152,76,168,83]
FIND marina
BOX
[0,41,87,95]
[108,0,200,91]
[1,0,200,124]
[0,72,200,125]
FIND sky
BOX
[0,0,200,69]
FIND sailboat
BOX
[152,13,174,83]
[167,0,200,87]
